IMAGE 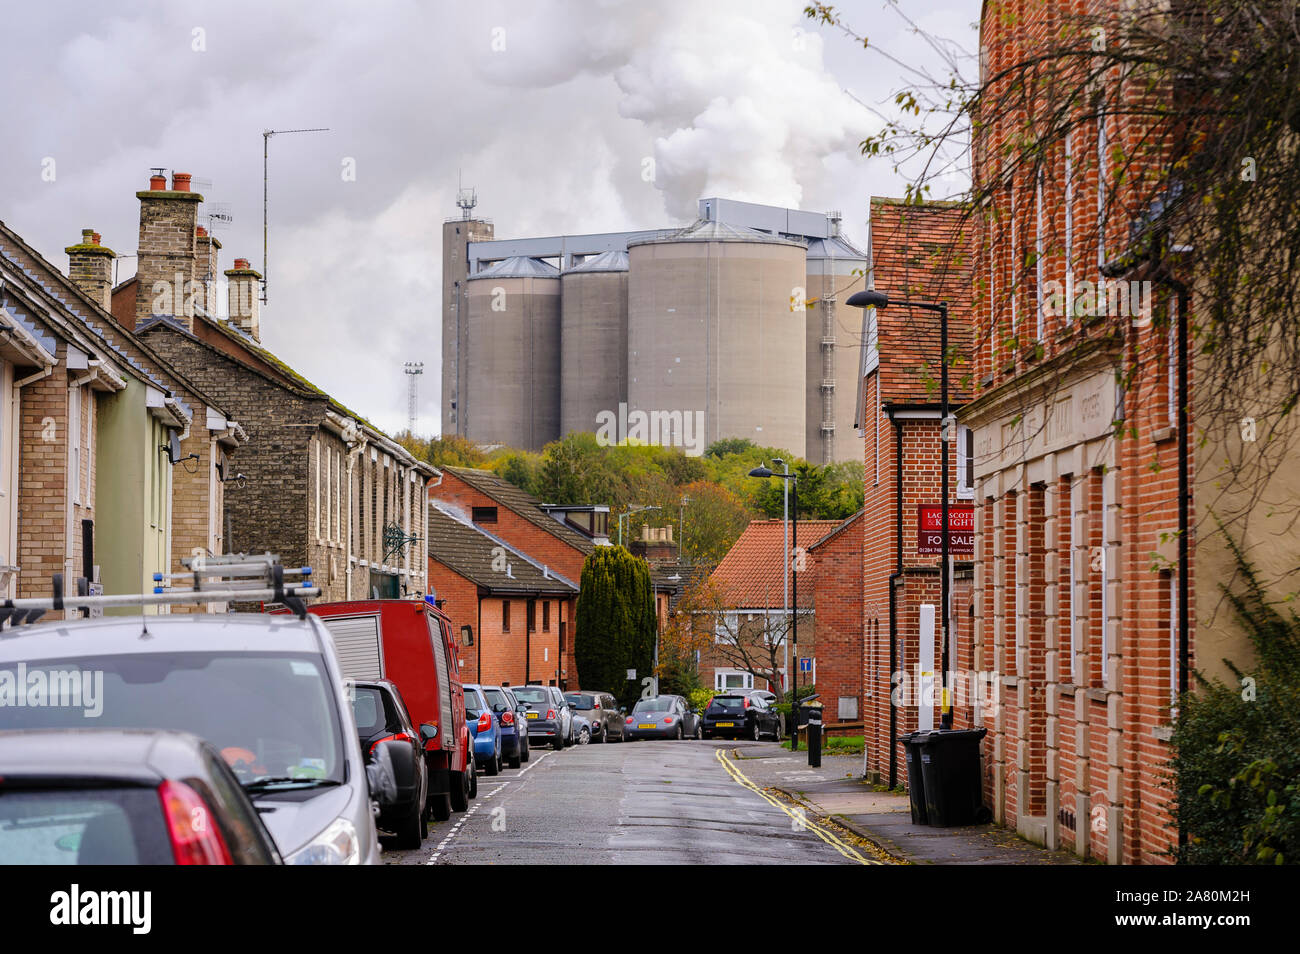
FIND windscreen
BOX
[632,697,673,713]
[0,787,173,865]
[511,686,548,706]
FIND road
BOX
[383,738,876,865]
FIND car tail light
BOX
[500,710,515,726]
[546,709,557,721]
[158,780,232,865]
[476,712,492,733]
[625,716,634,724]
[368,732,414,755]
[744,697,751,708]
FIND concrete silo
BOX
[464,256,561,451]
[627,221,806,457]
[560,250,628,439]
[805,228,868,463]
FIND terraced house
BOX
[0,218,244,610]
[109,170,437,601]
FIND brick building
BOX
[705,518,840,696]
[1,217,255,612]
[807,510,864,724]
[109,170,436,601]
[961,0,1261,863]
[425,501,577,687]
[857,199,976,785]
[429,466,607,688]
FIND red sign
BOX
[917,504,975,556]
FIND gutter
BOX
[887,411,904,790]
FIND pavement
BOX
[382,736,884,865]
[730,743,1083,865]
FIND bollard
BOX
[807,717,822,767]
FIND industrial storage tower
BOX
[560,250,629,439]
[627,220,807,456]
[441,185,493,437]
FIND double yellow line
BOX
[714,748,879,865]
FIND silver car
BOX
[563,690,626,742]
[0,613,392,864]
[511,684,573,750]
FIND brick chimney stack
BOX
[225,257,262,342]
[134,169,203,331]
[194,224,221,317]
[65,228,116,311]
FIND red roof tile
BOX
[709,519,842,609]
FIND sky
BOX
[3,0,980,437]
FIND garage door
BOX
[320,614,383,681]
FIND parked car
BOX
[512,684,573,750]
[571,715,593,744]
[0,612,395,864]
[625,695,702,740]
[305,598,473,819]
[464,685,505,776]
[702,692,782,741]
[0,728,282,865]
[348,679,429,849]
[499,685,530,764]
[564,690,625,742]
[481,685,529,768]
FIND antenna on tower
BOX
[262,126,330,305]
[456,169,477,221]
[404,361,424,436]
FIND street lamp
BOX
[618,505,661,548]
[847,290,955,730]
[749,462,800,749]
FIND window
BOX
[715,670,753,691]
[313,441,321,538]
[472,506,498,524]
[1064,132,1075,311]
[542,601,550,632]
[956,425,975,498]
[1097,110,1108,270]
[1035,169,1045,341]
[502,600,511,633]
[527,601,536,633]
[68,385,81,505]
[1167,296,1179,425]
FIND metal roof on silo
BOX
[627,219,806,248]
[805,235,867,260]
[467,255,560,280]
[566,250,629,273]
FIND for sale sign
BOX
[917,504,975,556]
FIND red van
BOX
[304,598,472,820]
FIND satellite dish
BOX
[168,431,182,464]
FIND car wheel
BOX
[431,788,452,822]
[578,725,591,745]
[553,735,565,751]
[595,725,606,743]
[521,738,531,762]
[450,768,469,812]
[508,743,522,769]
[695,723,703,740]
[773,719,783,743]
[485,749,501,776]
[751,719,761,742]
[674,723,683,741]
[468,758,478,799]
[393,799,423,850]
[703,731,713,740]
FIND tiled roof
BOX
[866,198,975,405]
[427,503,578,594]
[709,519,842,609]
[807,509,864,551]
[443,467,597,555]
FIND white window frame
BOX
[68,384,82,506]
[956,425,975,499]
[714,669,754,692]
[1035,169,1045,341]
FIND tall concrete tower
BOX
[441,185,493,437]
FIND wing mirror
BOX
[419,723,439,743]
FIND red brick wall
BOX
[810,515,863,723]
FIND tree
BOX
[677,481,753,566]
[573,546,657,708]
[662,576,794,704]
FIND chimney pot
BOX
[234,257,250,270]
[81,228,95,245]
[92,232,102,245]
[196,225,208,237]
[171,172,192,192]
[149,173,167,190]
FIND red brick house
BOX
[705,518,840,696]
[857,198,976,785]
[426,501,578,687]
[807,510,864,724]
[430,466,607,689]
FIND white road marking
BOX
[423,751,553,864]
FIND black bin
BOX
[897,732,930,825]
[917,727,987,827]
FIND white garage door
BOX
[320,614,383,681]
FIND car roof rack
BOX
[0,553,319,626]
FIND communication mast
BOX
[404,361,424,435]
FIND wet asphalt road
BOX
[382,738,869,865]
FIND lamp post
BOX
[749,463,799,749]
[848,290,954,730]
[618,505,661,548]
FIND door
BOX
[318,614,384,680]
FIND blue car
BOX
[464,685,504,776]
[483,685,530,769]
